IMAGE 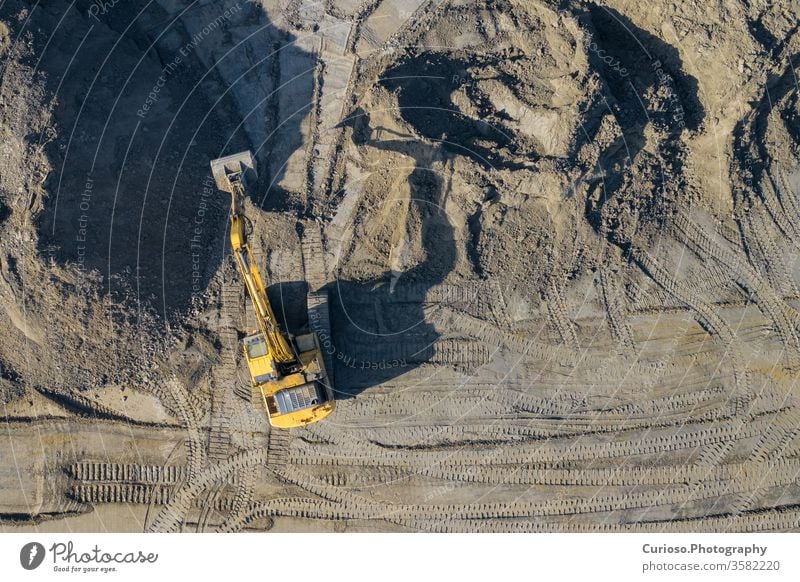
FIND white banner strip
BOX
[1,533,797,581]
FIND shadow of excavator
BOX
[250,52,520,400]
[267,130,460,400]
[268,156,457,400]
[327,163,457,398]
[281,55,513,399]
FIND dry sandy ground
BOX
[1,0,800,532]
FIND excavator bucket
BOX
[209,150,258,193]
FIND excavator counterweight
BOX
[210,151,335,428]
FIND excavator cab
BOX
[210,151,335,428]
[242,333,276,384]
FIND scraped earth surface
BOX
[2,0,800,532]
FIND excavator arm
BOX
[224,174,296,365]
[211,151,295,365]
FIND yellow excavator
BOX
[210,151,335,428]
